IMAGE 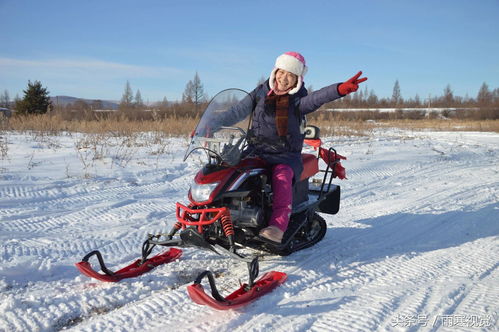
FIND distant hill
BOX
[50,96,119,110]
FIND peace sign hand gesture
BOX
[338,71,368,96]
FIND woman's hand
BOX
[338,71,368,95]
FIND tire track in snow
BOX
[0,169,193,260]
[1,131,497,332]
[64,257,240,331]
[0,266,190,332]
[213,176,498,331]
[66,134,498,332]
[0,172,188,222]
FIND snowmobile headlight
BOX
[190,182,219,202]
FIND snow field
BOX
[0,129,497,331]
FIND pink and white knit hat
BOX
[269,51,308,95]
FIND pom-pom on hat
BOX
[269,51,308,95]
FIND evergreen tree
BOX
[15,81,51,115]
[119,80,134,110]
[134,89,144,109]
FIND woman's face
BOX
[275,69,298,91]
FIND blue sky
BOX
[1,0,498,103]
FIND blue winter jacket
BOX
[224,79,343,180]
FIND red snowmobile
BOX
[76,89,346,309]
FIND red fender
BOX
[319,147,347,179]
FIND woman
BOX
[228,51,367,243]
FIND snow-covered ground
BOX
[0,129,497,332]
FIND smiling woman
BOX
[215,51,367,243]
[274,69,298,93]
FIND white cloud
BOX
[0,57,183,79]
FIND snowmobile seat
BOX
[300,153,319,181]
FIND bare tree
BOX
[391,80,402,106]
[119,81,134,110]
[0,90,10,108]
[158,97,168,110]
[442,84,454,107]
[182,72,207,111]
[414,94,422,107]
[493,88,499,106]
[91,100,103,110]
[477,82,492,106]
[367,89,378,106]
[72,99,90,111]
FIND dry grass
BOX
[309,116,499,136]
[2,114,497,168]
[2,114,498,137]
[376,119,499,133]
[308,119,376,136]
[2,113,199,136]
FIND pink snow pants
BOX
[268,164,294,232]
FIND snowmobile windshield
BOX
[184,89,255,165]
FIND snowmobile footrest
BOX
[187,270,287,310]
[75,248,182,282]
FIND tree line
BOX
[2,75,498,120]
[323,80,499,109]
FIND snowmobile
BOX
[76,89,346,309]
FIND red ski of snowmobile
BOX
[187,271,287,310]
[75,248,182,282]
